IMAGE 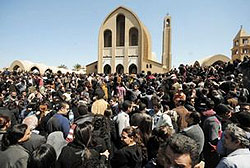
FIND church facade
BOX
[86,6,171,74]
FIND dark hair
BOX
[206,98,215,109]
[148,125,174,160]
[59,102,68,110]
[233,111,250,131]
[72,121,93,149]
[189,111,201,125]
[1,124,28,150]
[95,87,105,99]
[160,133,200,167]
[28,144,57,168]
[104,109,112,118]
[122,126,148,161]
[153,102,161,109]
[78,105,88,115]
[122,100,132,112]
[139,103,146,111]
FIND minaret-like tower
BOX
[231,25,250,61]
[162,14,172,71]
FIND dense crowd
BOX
[1,57,250,168]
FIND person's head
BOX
[139,103,147,112]
[158,134,200,168]
[223,123,249,154]
[133,83,139,90]
[109,97,118,106]
[214,103,232,119]
[22,115,38,131]
[72,121,93,149]
[175,100,185,107]
[239,103,250,112]
[152,125,175,141]
[95,87,105,99]
[0,115,11,132]
[153,103,161,113]
[104,109,112,119]
[39,104,48,112]
[78,104,89,116]
[121,126,141,146]
[122,100,132,113]
[185,111,201,126]
[205,98,215,110]
[233,111,250,132]
[1,124,31,150]
[28,144,57,168]
[11,91,17,99]
[130,113,153,145]
[58,102,69,115]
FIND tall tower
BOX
[231,26,250,61]
[162,15,172,71]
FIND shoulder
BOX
[216,157,233,168]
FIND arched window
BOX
[166,19,170,26]
[116,64,124,74]
[103,64,111,74]
[129,27,138,46]
[104,30,112,47]
[116,14,125,46]
[129,64,137,74]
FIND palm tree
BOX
[58,64,67,69]
[73,64,82,71]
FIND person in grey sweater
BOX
[181,111,205,155]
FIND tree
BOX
[58,64,67,69]
[73,64,82,71]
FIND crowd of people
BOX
[1,57,250,168]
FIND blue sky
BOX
[1,0,250,69]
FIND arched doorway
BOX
[103,64,111,74]
[129,64,137,74]
[116,64,124,74]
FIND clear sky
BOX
[1,0,250,69]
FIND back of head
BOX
[28,144,57,168]
[214,103,230,116]
[94,87,105,99]
[206,98,215,110]
[72,121,93,148]
[122,100,132,112]
[1,124,28,150]
[78,105,89,116]
[189,111,201,125]
[233,111,250,131]
[22,115,38,131]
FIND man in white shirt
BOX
[114,100,132,137]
